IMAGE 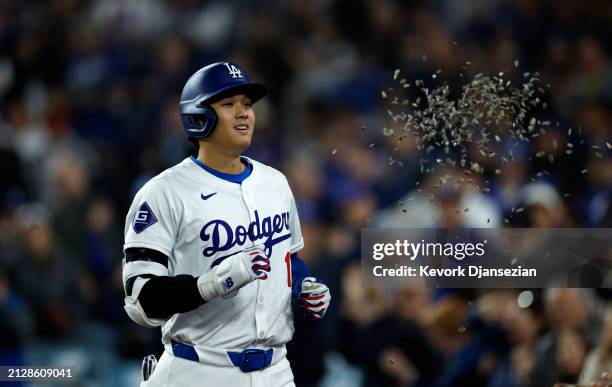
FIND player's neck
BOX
[197,146,245,174]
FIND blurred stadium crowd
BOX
[1,0,611,386]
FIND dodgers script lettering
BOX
[200,210,291,259]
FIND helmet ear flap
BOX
[182,105,218,142]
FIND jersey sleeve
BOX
[124,179,179,257]
[288,188,304,254]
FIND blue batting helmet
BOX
[179,62,268,142]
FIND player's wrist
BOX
[197,269,220,301]
[291,278,303,298]
[292,276,313,298]
[197,247,270,302]
[290,254,312,298]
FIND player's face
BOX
[208,94,255,154]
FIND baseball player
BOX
[121,62,331,387]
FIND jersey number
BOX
[284,252,291,288]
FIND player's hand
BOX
[197,245,271,302]
[587,371,612,387]
[243,246,271,280]
[298,277,331,319]
[554,372,612,387]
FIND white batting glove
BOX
[197,246,270,302]
[298,277,331,319]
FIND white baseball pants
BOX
[141,351,295,387]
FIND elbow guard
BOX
[122,249,169,328]
[124,277,167,328]
[124,296,166,328]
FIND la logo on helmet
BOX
[224,63,243,79]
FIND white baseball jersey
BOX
[123,156,303,360]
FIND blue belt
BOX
[171,340,199,362]
[228,348,273,372]
[171,341,273,373]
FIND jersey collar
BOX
[189,155,253,184]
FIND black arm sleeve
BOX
[139,275,205,319]
[124,247,205,319]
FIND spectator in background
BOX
[47,149,93,261]
[556,327,590,385]
[5,96,49,201]
[11,204,82,339]
[82,197,123,321]
[507,299,542,386]
[340,262,440,387]
[580,154,612,227]
[435,291,524,387]
[0,266,32,374]
[530,288,603,387]
[518,182,573,227]
[419,296,469,360]
[375,168,501,229]
[582,310,612,385]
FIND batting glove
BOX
[246,246,271,280]
[197,246,270,302]
[141,354,157,382]
[298,277,331,319]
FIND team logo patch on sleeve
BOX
[132,202,158,234]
